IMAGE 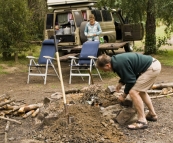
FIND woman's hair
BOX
[89,14,95,19]
[96,54,111,68]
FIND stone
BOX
[105,85,116,93]
[115,108,136,125]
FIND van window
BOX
[73,11,84,27]
[102,10,112,21]
[46,14,53,29]
[91,10,102,22]
[56,13,69,26]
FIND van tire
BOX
[124,42,134,52]
[80,21,88,44]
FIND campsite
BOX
[1,0,173,143]
[1,46,173,143]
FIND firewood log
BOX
[0,100,15,107]
[32,108,40,117]
[152,82,173,89]
[23,104,39,112]
[18,104,39,113]
[23,110,35,118]
[18,106,25,113]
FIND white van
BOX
[45,0,144,55]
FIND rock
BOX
[115,108,136,125]
[101,104,123,120]
[43,113,59,126]
[105,85,116,93]
[43,97,51,105]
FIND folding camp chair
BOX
[69,41,102,84]
[26,39,60,84]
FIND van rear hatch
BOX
[47,0,97,6]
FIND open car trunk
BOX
[122,23,144,41]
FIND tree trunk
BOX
[144,0,156,54]
[14,52,18,63]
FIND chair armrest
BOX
[88,56,97,59]
[43,56,56,60]
[68,56,79,59]
[26,56,37,59]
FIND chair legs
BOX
[69,59,102,84]
[27,59,59,84]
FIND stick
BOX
[5,132,7,143]
[0,116,22,125]
[5,121,10,132]
[0,99,15,107]
[147,90,162,94]
[151,93,173,99]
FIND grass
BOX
[154,50,173,66]
[135,24,171,49]
[0,65,8,74]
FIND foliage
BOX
[27,0,47,40]
[0,0,32,60]
[97,0,173,55]
[0,0,47,61]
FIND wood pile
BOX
[0,94,43,123]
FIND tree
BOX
[27,0,47,40]
[0,0,32,61]
[97,0,173,54]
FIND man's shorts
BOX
[132,58,161,92]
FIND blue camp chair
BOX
[26,39,59,84]
[68,41,102,84]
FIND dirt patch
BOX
[0,60,173,143]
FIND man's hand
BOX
[117,93,127,103]
[116,83,123,92]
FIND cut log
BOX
[32,108,40,117]
[18,104,39,113]
[18,106,25,113]
[23,110,35,118]
[23,104,39,112]
[152,82,173,89]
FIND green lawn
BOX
[154,50,173,66]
